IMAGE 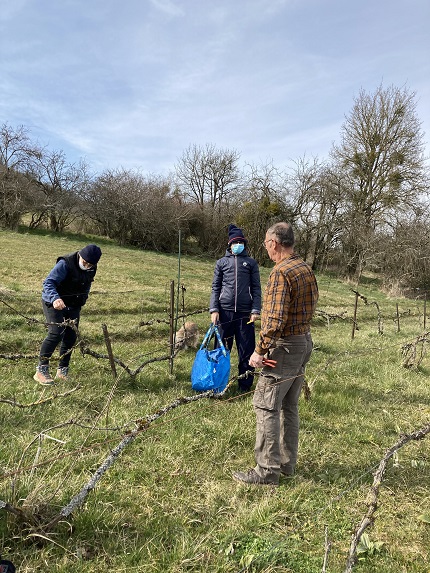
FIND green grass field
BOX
[1,228,429,573]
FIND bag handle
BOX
[199,324,215,349]
[199,324,228,357]
[213,325,228,357]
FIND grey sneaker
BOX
[56,366,69,381]
[233,469,279,486]
[33,365,54,386]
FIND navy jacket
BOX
[209,249,261,314]
[42,252,97,309]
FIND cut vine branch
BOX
[79,340,180,377]
[0,385,82,408]
[344,422,430,573]
[41,389,216,533]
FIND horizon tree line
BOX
[1,84,429,291]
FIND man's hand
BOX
[53,298,66,310]
[248,313,259,323]
[210,312,219,325]
[249,351,264,368]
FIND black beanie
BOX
[227,224,247,245]
[79,244,102,265]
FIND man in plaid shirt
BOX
[233,222,319,486]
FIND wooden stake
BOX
[351,292,358,340]
[169,280,175,374]
[102,324,117,379]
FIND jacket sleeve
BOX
[42,260,69,303]
[250,261,262,314]
[209,260,223,313]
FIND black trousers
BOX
[39,300,81,367]
[216,309,256,391]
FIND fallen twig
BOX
[0,385,82,408]
[41,389,216,532]
[0,499,36,526]
[0,352,39,360]
[344,422,430,573]
[79,340,181,377]
[322,524,331,573]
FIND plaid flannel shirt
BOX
[255,253,319,355]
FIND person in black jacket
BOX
[33,244,102,385]
[209,224,261,392]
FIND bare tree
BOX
[331,84,429,279]
[380,211,430,292]
[82,168,131,242]
[174,144,242,252]
[287,157,345,269]
[0,123,42,229]
[0,123,41,170]
[234,161,291,262]
[175,143,241,208]
[82,168,188,251]
[29,150,90,231]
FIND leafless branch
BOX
[41,389,216,532]
[0,385,82,408]
[344,422,430,573]
[322,525,332,573]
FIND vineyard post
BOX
[169,280,175,374]
[102,323,117,379]
[351,291,359,340]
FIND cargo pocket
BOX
[253,374,281,411]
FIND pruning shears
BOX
[262,358,277,368]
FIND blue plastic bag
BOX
[191,324,231,393]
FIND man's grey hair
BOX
[267,222,295,247]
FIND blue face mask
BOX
[231,243,245,255]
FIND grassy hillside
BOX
[0,228,429,573]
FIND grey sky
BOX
[1,0,429,175]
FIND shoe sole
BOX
[33,373,55,386]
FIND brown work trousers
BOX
[252,333,313,482]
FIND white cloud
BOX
[149,0,184,17]
[1,0,429,174]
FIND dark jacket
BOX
[209,249,261,314]
[42,252,97,308]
